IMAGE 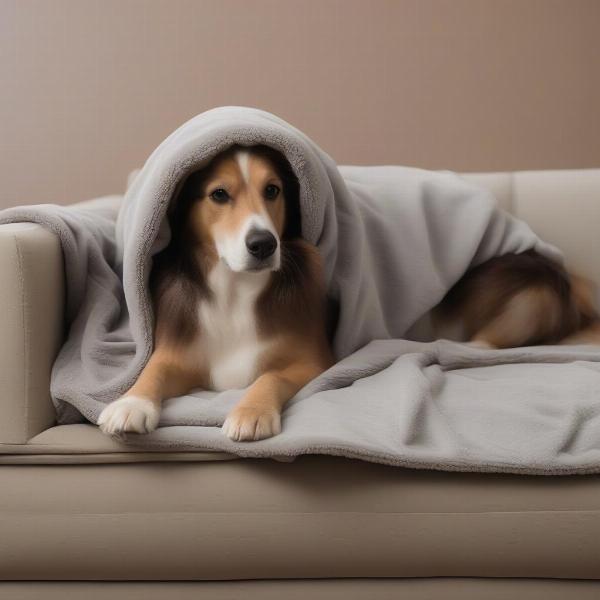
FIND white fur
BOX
[97,395,160,435]
[222,405,281,441]
[215,214,280,272]
[198,260,271,391]
[236,150,250,183]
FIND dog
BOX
[98,145,600,441]
[99,145,333,441]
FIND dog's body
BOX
[99,145,332,441]
[99,145,600,441]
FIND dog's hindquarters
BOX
[433,250,600,348]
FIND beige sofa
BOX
[1,169,600,598]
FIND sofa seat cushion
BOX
[0,424,235,463]
[1,454,600,580]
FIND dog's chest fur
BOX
[197,261,271,391]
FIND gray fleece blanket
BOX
[2,106,600,475]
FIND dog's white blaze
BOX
[236,150,251,183]
[198,260,271,390]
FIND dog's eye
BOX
[210,188,230,203]
[264,184,280,200]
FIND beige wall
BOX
[1,0,599,208]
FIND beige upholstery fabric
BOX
[0,424,235,463]
[462,169,600,286]
[0,223,63,444]
[2,579,600,600]
[513,170,600,287]
[2,456,600,580]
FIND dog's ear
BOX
[271,150,302,240]
[168,169,210,234]
[170,170,203,212]
[163,169,209,256]
[282,170,302,240]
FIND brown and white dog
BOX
[98,145,600,441]
[98,145,333,441]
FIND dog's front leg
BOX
[222,362,324,442]
[98,349,198,436]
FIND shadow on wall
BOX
[1,0,599,207]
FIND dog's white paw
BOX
[97,395,160,436]
[222,405,281,442]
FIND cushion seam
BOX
[14,233,29,443]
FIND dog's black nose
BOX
[245,229,277,260]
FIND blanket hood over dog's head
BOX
[117,106,560,361]
[116,106,347,351]
[118,106,340,270]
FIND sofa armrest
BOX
[0,223,64,444]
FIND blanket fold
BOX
[1,106,599,475]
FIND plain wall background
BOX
[1,0,599,208]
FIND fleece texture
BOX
[2,106,599,475]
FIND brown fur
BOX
[114,144,333,440]
[435,250,600,348]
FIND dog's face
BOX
[187,147,289,273]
